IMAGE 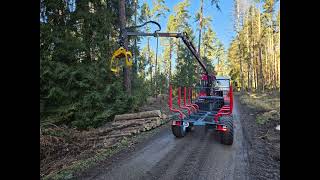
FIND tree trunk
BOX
[132,0,138,83]
[169,39,172,81]
[195,0,204,76]
[246,17,251,91]
[265,44,269,89]
[119,0,131,94]
[258,46,264,92]
[251,7,255,90]
[238,42,243,92]
[154,17,160,97]
[198,0,203,58]
[148,37,152,90]
[273,45,277,90]
[247,64,250,91]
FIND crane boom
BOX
[113,20,215,95]
[125,31,208,75]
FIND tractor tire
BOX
[219,116,234,145]
[172,125,186,138]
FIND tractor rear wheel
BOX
[219,116,234,145]
[172,125,186,138]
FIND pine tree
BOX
[40,0,148,129]
[228,0,279,92]
[151,0,169,96]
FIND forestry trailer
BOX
[111,21,234,145]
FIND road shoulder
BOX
[235,94,280,180]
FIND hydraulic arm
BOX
[111,21,213,94]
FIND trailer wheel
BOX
[205,124,214,131]
[172,125,186,138]
[219,116,234,145]
[186,123,194,132]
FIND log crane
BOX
[111,21,214,96]
[111,21,234,145]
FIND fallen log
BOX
[114,110,161,121]
[161,113,168,120]
[112,117,160,128]
[87,115,163,144]
[141,118,160,127]
[108,132,134,138]
[111,119,148,127]
[109,127,140,136]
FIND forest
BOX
[40,0,280,130]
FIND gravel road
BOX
[77,97,251,180]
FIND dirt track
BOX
[75,96,257,180]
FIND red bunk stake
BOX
[168,84,185,120]
[188,87,199,110]
[188,87,191,104]
[214,83,234,122]
[168,84,173,108]
[178,87,181,107]
[184,87,197,112]
[178,87,191,115]
[183,87,187,106]
[229,84,233,113]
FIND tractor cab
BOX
[198,74,215,97]
[213,76,232,105]
[213,76,231,97]
[195,75,231,112]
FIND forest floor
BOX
[237,92,280,179]
[40,94,171,180]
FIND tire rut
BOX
[140,135,192,180]
[140,127,214,180]
[173,129,212,180]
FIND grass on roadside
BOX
[256,110,280,125]
[238,92,280,125]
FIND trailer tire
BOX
[219,116,234,145]
[172,125,186,138]
[205,124,214,130]
[186,123,193,132]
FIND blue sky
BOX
[141,0,279,51]
[140,0,237,72]
[41,0,279,49]
[41,0,279,50]
[139,0,279,71]
[142,0,235,51]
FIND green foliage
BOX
[40,0,151,130]
[173,39,199,87]
[40,0,229,130]
[151,0,170,20]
